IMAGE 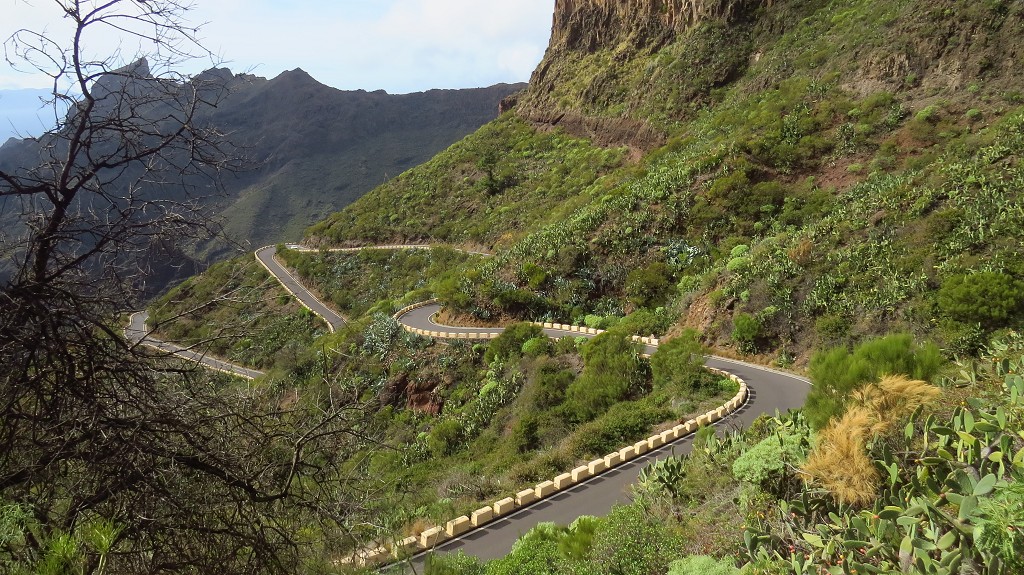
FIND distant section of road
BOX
[125,312,265,380]
[255,245,347,332]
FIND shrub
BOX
[814,313,850,344]
[427,419,464,457]
[975,483,1024,572]
[564,332,649,422]
[424,551,485,575]
[937,271,1024,329]
[521,336,552,357]
[584,314,619,330]
[730,244,750,258]
[803,375,939,506]
[668,555,739,575]
[554,336,579,355]
[486,521,600,575]
[510,414,540,453]
[731,431,806,490]
[528,367,574,410]
[590,505,684,575]
[485,322,544,364]
[493,288,546,315]
[725,256,750,273]
[804,334,944,429]
[521,262,548,289]
[731,313,762,350]
[615,307,673,337]
[650,329,707,393]
[625,262,673,308]
[568,401,673,458]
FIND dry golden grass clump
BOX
[802,375,940,506]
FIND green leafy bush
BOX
[625,262,673,308]
[485,524,568,575]
[650,330,708,393]
[424,551,485,575]
[590,505,684,575]
[667,555,739,575]
[975,483,1024,572]
[427,419,464,457]
[564,332,649,422]
[804,334,945,429]
[485,322,544,364]
[731,313,762,351]
[521,336,553,357]
[568,401,673,458]
[937,271,1024,329]
[814,313,850,344]
[527,366,575,410]
[510,414,540,454]
[731,427,807,493]
[614,308,674,337]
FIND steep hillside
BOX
[310,0,1024,363]
[200,69,523,252]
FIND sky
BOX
[1,0,555,139]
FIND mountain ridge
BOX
[0,64,523,294]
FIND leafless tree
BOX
[0,2,377,572]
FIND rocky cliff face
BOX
[513,0,766,150]
[549,0,759,51]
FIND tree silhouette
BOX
[0,2,375,572]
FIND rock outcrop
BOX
[549,0,760,52]
[515,0,766,151]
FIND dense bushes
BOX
[730,313,762,352]
[938,271,1024,329]
[564,332,649,422]
[625,262,674,308]
[569,401,674,459]
[804,334,945,429]
[485,322,545,364]
[650,330,708,393]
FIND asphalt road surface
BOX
[255,245,347,332]
[125,312,265,380]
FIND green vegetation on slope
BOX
[308,0,1024,366]
[423,331,1022,574]
[308,116,628,246]
[148,257,327,372]
[275,247,483,317]
[147,247,736,555]
[143,0,1024,570]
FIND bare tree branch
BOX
[0,2,378,573]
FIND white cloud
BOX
[0,0,554,92]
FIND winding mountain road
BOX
[255,244,811,568]
[131,243,810,567]
[255,245,347,332]
[125,312,265,380]
[395,301,808,568]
